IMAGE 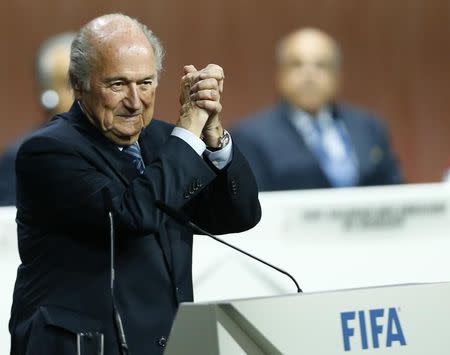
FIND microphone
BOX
[155,200,302,293]
[102,188,130,355]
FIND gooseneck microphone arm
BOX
[155,200,302,293]
[103,189,130,355]
[108,211,129,355]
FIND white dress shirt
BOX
[171,127,232,170]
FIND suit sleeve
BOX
[370,119,403,185]
[0,146,18,206]
[183,144,262,234]
[16,134,260,237]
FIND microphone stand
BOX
[107,209,130,355]
[155,201,302,293]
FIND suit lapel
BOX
[65,103,140,185]
[137,125,157,166]
[93,146,140,184]
[65,104,176,276]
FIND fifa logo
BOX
[340,308,407,351]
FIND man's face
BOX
[78,33,158,145]
[48,46,73,115]
[277,31,340,114]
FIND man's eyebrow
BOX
[104,76,129,83]
[139,74,156,81]
[104,74,156,83]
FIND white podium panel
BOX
[193,183,450,300]
[0,207,17,355]
[166,282,450,355]
[2,184,450,354]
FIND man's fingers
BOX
[199,70,224,82]
[190,78,219,93]
[195,100,222,113]
[181,65,200,86]
[183,65,197,74]
[198,64,225,92]
[182,64,225,92]
[200,64,224,79]
[180,64,224,109]
[190,89,220,101]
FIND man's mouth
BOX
[117,114,142,120]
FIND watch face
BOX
[220,130,230,148]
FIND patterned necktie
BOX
[310,118,358,187]
[123,143,145,174]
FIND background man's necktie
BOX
[310,118,358,187]
[123,143,145,174]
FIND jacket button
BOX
[157,336,167,347]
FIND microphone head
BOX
[155,200,190,226]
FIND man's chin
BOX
[105,131,141,145]
[294,100,324,114]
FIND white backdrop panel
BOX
[1,183,450,354]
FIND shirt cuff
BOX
[204,135,233,170]
[171,127,206,156]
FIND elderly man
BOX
[9,13,261,355]
[232,28,402,191]
[0,32,75,206]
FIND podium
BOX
[165,282,450,354]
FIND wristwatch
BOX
[208,130,230,151]
[217,129,231,149]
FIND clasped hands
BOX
[177,64,225,148]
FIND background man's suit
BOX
[0,142,20,206]
[9,103,261,354]
[232,102,402,191]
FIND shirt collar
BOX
[290,105,332,125]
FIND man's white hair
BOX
[69,13,165,91]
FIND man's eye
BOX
[139,81,153,90]
[111,82,124,90]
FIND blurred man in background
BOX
[0,32,75,206]
[232,28,403,191]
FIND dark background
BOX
[2,0,449,182]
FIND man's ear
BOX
[73,82,83,100]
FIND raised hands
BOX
[178,64,225,148]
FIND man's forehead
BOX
[280,29,338,62]
[92,28,154,62]
[87,16,145,47]
[91,38,156,78]
[89,16,135,37]
[289,36,333,55]
[92,28,147,49]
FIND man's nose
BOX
[124,84,142,111]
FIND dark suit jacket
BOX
[9,103,261,355]
[0,140,22,206]
[231,102,403,191]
